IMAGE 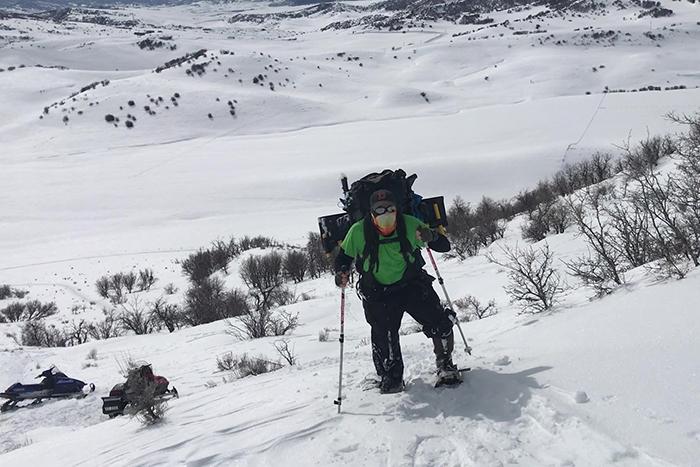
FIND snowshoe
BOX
[435,367,469,388]
[1,366,94,412]
[101,364,178,418]
[434,357,467,388]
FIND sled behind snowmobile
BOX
[1,367,95,412]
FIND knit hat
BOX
[369,189,396,210]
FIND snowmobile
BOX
[0,366,95,412]
[101,363,178,418]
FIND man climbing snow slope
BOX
[334,189,462,393]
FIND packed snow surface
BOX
[1,0,699,465]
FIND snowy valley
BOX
[1,0,700,465]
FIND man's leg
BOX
[363,299,405,387]
[404,275,458,373]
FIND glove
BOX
[335,270,349,288]
[445,307,458,324]
[417,226,436,243]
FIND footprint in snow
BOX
[337,443,360,453]
[494,355,511,366]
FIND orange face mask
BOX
[372,212,397,236]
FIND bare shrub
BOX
[110,273,126,303]
[453,295,497,320]
[123,364,168,425]
[23,300,58,321]
[522,200,572,242]
[181,249,215,284]
[1,302,27,322]
[0,284,12,300]
[229,308,299,340]
[65,319,91,346]
[318,328,331,342]
[563,254,620,297]
[150,298,184,333]
[283,250,308,283]
[119,298,156,335]
[183,277,249,326]
[95,276,110,298]
[238,235,278,252]
[621,135,700,277]
[240,252,284,312]
[445,197,480,259]
[273,339,297,365]
[137,268,157,291]
[1,300,57,322]
[88,309,122,340]
[487,243,563,313]
[216,352,282,378]
[0,285,24,300]
[123,271,137,293]
[86,348,98,360]
[216,352,237,372]
[621,135,675,176]
[306,232,332,278]
[20,321,68,347]
[566,187,627,287]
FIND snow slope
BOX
[1,0,700,465]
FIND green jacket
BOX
[341,214,427,285]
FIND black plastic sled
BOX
[101,364,178,418]
[1,366,95,412]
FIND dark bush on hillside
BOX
[118,298,156,335]
[216,352,282,378]
[88,309,122,340]
[305,232,333,278]
[183,277,249,326]
[229,303,299,340]
[123,271,137,293]
[522,199,572,241]
[445,197,481,259]
[621,135,675,176]
[21,320,68,347]
[181,249,215,284]
[238,235,279,252]
[283,250,308,283]
[65,319,91,346]
[136,268,156,291]
[150,298,184,333]
[1,300,58,322]
[240,252,284,312]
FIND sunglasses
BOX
[372,205,397,215]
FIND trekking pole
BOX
[333,284,347,414]
[426,248,472,355]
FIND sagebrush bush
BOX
[488,244,563,313]
[183,277,249,326]
[216,352,282,378]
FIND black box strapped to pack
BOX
[318,169,449,254]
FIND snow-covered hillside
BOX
[1,0,699,465]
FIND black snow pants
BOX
[361,272,454,380]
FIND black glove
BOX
[445,307,458,324]
[417,226,436,243]
[335,270,349,288]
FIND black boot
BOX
[380,373,405,394]
[433,333,462,386]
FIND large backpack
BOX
[318,169,448,254]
